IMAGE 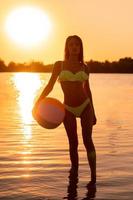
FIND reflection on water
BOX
[13,73,41,124]
[13,73,42,141]
[64,168,96,200]
[11,73,42,179]
[65,168,79,200]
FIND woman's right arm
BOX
[36,61,61,103]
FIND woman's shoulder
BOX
[54,60,62,67]
[53,60,63,70]
[83,62,91,74]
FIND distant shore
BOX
[0,57,133,73]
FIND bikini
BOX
[59,62,90,117]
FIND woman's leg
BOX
[63,110,79,169]
[80,104,96,183]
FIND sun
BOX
[5,6,52,47]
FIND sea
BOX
[0,73,133,200]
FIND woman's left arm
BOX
[84,79,97,125]
[83,65,97,125]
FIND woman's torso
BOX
[58,61,89,106]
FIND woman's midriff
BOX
[60,81,88,107]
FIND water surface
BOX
[0,73,133,200]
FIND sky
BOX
[0,0,133,65]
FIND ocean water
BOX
[0,73,133,200]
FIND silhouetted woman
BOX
[37,35,97,186]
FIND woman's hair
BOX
[64,35,84,63]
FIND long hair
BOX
[64,35,84,63]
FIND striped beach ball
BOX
[32,97,65,129]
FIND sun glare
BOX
[13,73,42,140]
[5,6,52,47]
[13,73,42,124]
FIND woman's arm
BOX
[36,61,61,103]
[84,79,94,109]
[84,79,97,125]
[83,64,97,125]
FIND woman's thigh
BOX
[80,103,93,139]
[63,110,78,145]
[80,104,95,150]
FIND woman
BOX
[36,35,97,186]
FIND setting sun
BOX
[5,6,52,47]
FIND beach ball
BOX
[32,97,65,129]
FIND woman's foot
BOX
[86,181,97,199]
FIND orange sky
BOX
[0,0,133,65]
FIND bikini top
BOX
[58,62,89,82]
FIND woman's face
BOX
[67,38,81,56]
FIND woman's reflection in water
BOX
[64,168,97,200]
[82,183,97,200]
[64,168,78,200]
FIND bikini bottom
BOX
[64,98,90,117]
